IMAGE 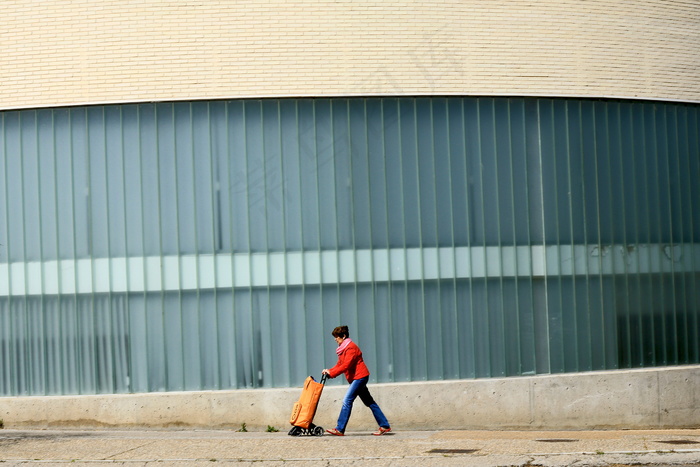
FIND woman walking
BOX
[322,325,391,436]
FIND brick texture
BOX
[1,0,699,109]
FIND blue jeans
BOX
[336,376,390,433]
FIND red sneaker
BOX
[373,427,391,436]
[326,428,344,436]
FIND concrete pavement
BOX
[1,428,700,466]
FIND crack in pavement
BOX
[103,440,159,460]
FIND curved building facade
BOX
[0,1,699,427]
[3,0,700,107]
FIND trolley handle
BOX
[320,373,328,385]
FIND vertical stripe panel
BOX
[0,98,698,396]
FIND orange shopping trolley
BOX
[288,374,327,436]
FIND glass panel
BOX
[0,97,698,396]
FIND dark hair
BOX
[331,325,349,339]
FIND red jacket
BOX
[328,341,370,382]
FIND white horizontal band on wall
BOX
[0,244,698,297]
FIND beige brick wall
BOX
[1,0,699,110]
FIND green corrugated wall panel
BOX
[0,97,698,396]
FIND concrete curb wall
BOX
[1,366,698,431]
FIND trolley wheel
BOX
[288,426,302,436]
[313,426,324,436]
